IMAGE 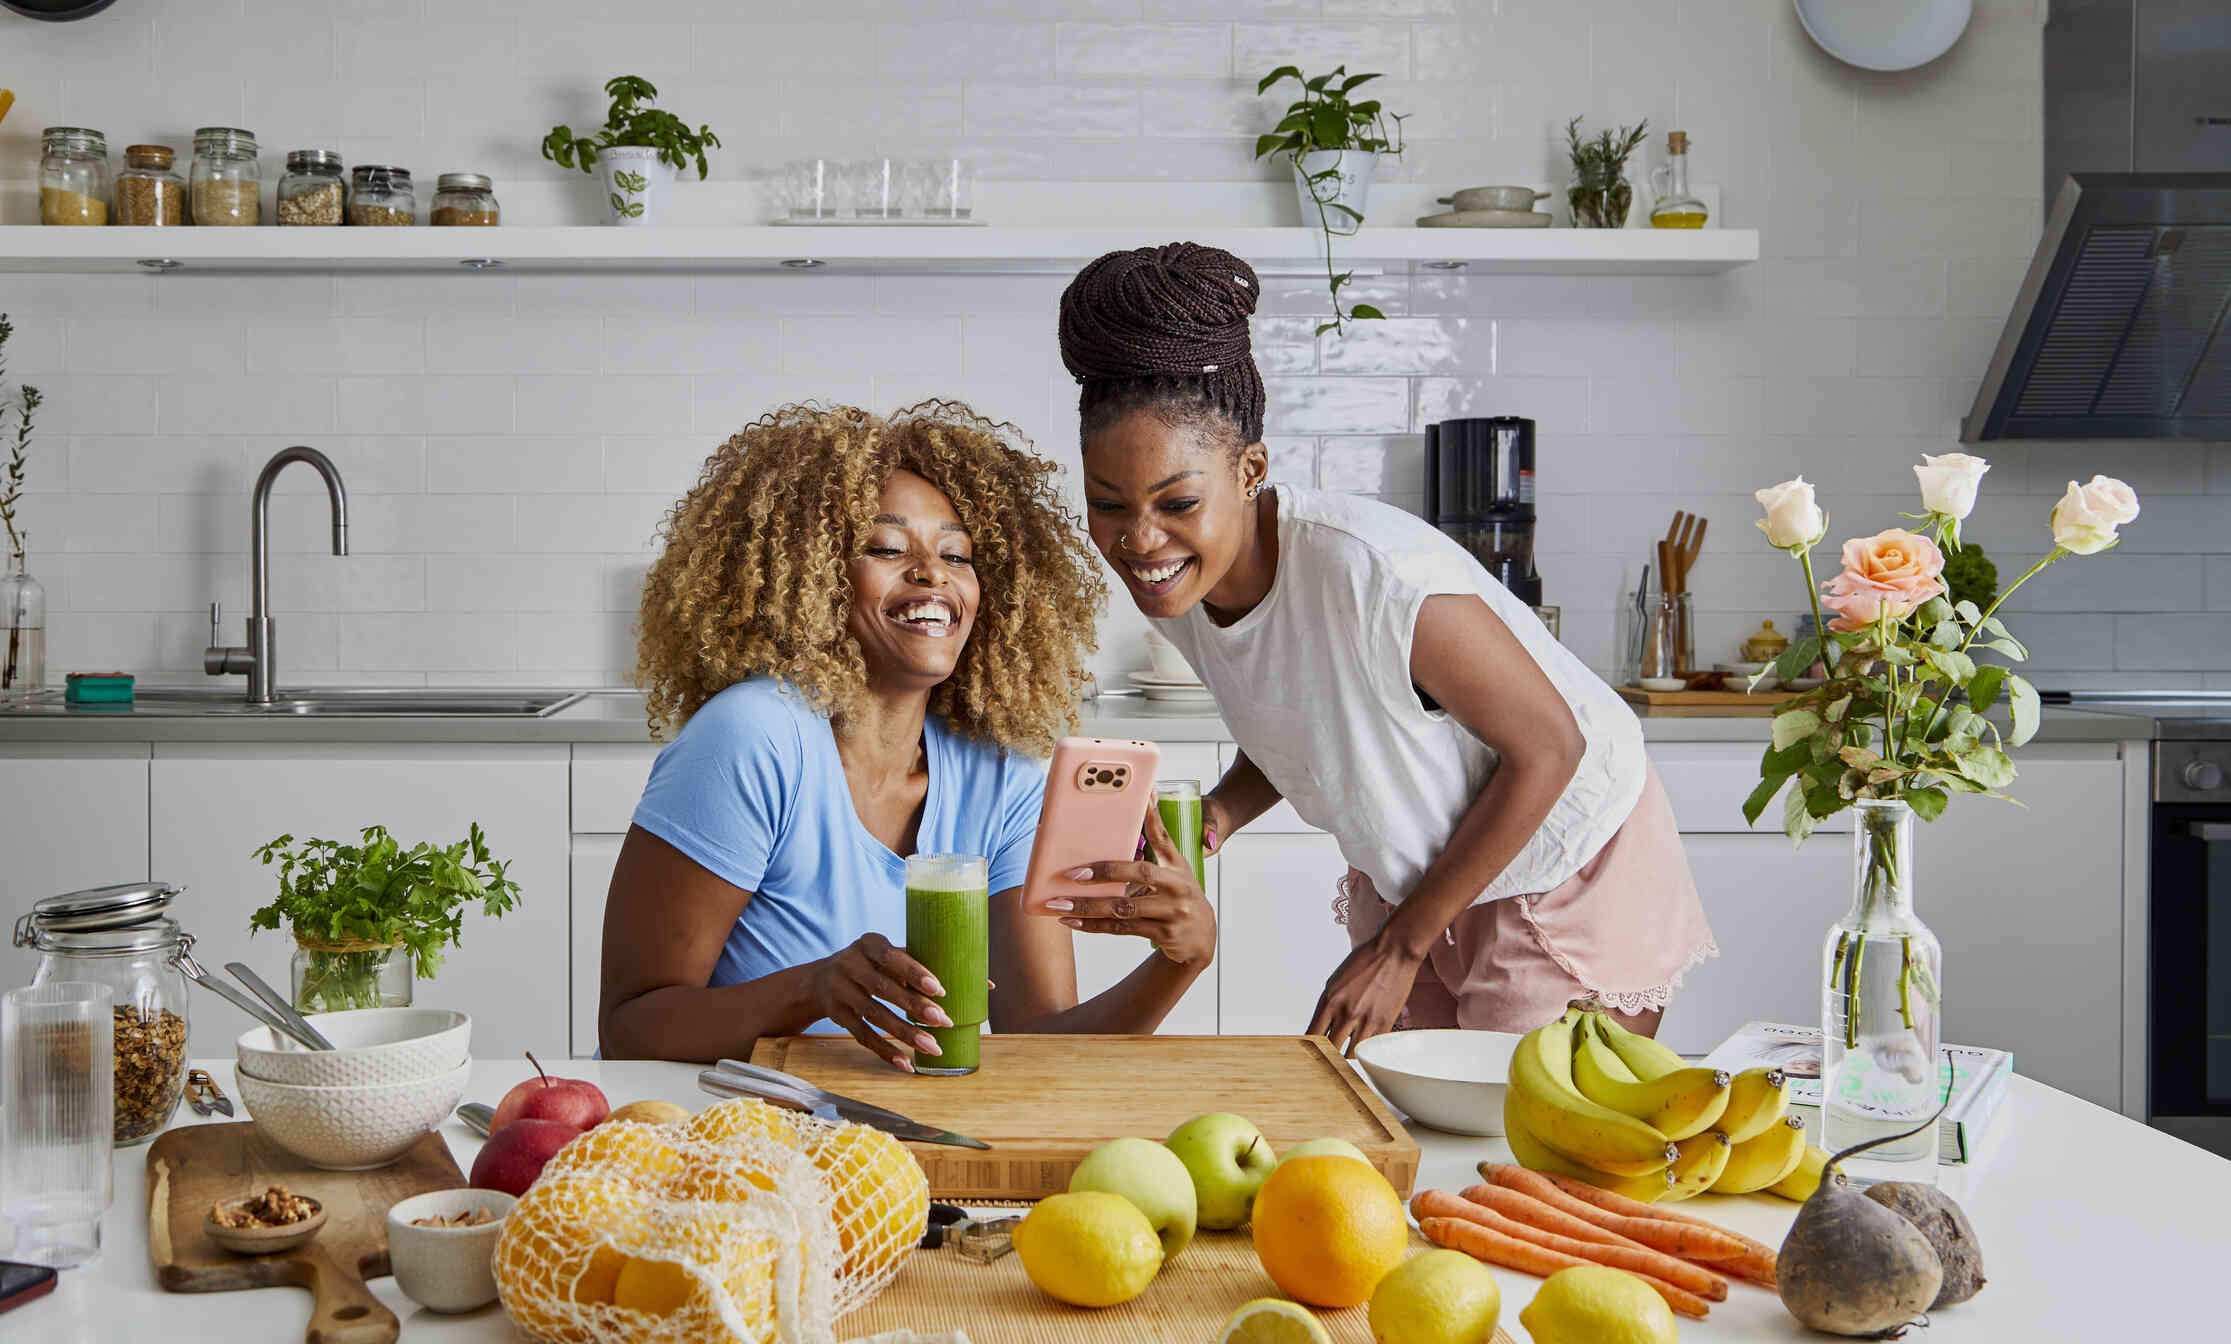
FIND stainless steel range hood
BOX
[1962,173,2231,441]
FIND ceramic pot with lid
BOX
[15,882,194,1145]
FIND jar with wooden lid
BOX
[39,126,110,225]
[348,165,415,226]
[276,149,345,226]
[114,145,184,226]
[430,172,498,226]
[189,126,261,226]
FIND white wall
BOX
[2,0,2223,695]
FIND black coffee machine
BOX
[1425,416,1540,607]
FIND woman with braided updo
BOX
[600,400,1215,1066]
[1056,243,1713,1050]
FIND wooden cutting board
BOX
[1618,686,1788,717]
[843,1226,1518,1344]
[146,1123,465,1344]
[752,1035,1419,1200]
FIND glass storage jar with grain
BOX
[189,126,261,226]
[430,172,498,226]
[14,882,194,1146]
[277,149,345,226]
[113,145,185,226]
[348,165,415,226]
[40,126,110,225]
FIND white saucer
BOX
[1140,685,1217,703]
[1129,671,1207,689]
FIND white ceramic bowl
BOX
[1715,662,1782,692]
[238,1060,470,1170]
[236,1008,470,1088]
[1440,185,1548,212]
[386,1188,515,1313]
[1141,627,1201,684]
[1353,1029,1522,1136]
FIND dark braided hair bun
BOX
[1058,242,1268,448]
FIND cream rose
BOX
[1820,528,1947,631]
[1914,452,1990,520]
[2049,475,2141,555]
[1754,477,1825,550]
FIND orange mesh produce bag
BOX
[494,1097,929,1344]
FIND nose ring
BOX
[1117,531,1134,552]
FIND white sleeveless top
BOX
[1157,485,1647,907]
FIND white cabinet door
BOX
[149,745,570,1060]
[571,836,623,1059]
[1661,834,1846,1056]
[0,745,152,993]
[1217,833,1352,1035]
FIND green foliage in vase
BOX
[543,76,721,180]
[1253,65,1409,336]
[0,313,43,563]
[1564,116,1649,228]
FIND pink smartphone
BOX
[1022,737,1161,915]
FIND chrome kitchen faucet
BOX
[205,446,349,704]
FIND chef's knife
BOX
[697,1068,991,1150]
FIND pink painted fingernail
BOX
[924,1006,953,1028]
[1064,866,1094,881]
[921,976,946,998]
[1059,917,1082,928]
[1205,827,1219,849]
[897,1057,915,1073]
[916,1035,942,1055]
[1043,897,1073,912]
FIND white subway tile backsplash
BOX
[426,317,601,375]
[1263,376,1410,434]
[779,317,969,378]
[267,556,427,614]
[1319,316,1492,377]
[1056,24,1233,79]
[965,84,1141,138]
[52,494,160,554]
[602,319,784,376]
[512,612,636,674]
[427,438,605,494]
[34,376,162,437]
[425,556,604,612]
[337,376,513,436]
[64,318,242,377]
[514,495,672,555]
[69,437,243,495]
[337,613,519,672]
[1232,23,1414,81]
[245,319,427,377]
[2114,616,2231,671]
[350,495,516,555]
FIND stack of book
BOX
[1700,1021,2014,1165]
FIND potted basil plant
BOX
[542,76,721,226]
[251,824,523,1014]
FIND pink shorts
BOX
[1336,765,1716,1031]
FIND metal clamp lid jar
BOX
[16,882,194,1146]
[189,125,261,226]
[277,149,345,227]
[39,125,110,226]
[348,165,415,226]
[430,172,498,226]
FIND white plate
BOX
[1352,1029,1522,1136]
[1794,0,1970,72]
[1415,209,1552,229]
[1141,684,1217,703]
[1128,671,1206,689]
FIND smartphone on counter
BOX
[0,1261,59,1315]
[1021,737,1160,916]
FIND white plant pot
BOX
[1290,150,1378,236]
[598,146,670,227]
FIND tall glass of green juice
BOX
[1156,779,1206,886]
[903,852,989,1076]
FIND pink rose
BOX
[1820,528,1946,632]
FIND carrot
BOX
[1453,1182,1654,1253]
[1477,1162,1750,1262]
[1419,1217,1710,1319]
[1494,1164,1781,1286]
[1413,1189,1727,1301]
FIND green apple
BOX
[1278,1137,1369,1168]
[1067,1137,1198,1259]
[1164,1113,1278,1231]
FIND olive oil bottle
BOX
[1650,131,1708,229]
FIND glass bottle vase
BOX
[1820,798,1945,1185]
[2,554,47,706]
[291,935,414,1014]
[1567,171,1632,229]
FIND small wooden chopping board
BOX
[1618,686,1788,717]
[752,1035,1419,1201]
[146,1123,465,1344]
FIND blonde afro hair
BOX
[636,400,1103,754]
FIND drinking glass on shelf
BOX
[915,157,973,219]
[2,982,115,1268]
[781,158,842,220]
[1640,591,1694,682]
[849,157,896,219]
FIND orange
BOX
[809,1125,930,1283]
[685,1096,801,1149]
[493,1175,647,1344]
[1250,1154,1409,1309]
[542,1118,686,1189]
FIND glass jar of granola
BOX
[277,149,346,226]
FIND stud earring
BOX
[1245,483,1263,499]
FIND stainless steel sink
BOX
[113,688,584,717]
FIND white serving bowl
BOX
[238,1060,470,1170]
[1715,662,1782,692]
[386,1188,515,1313]
[1353,1029,1522,1136]
[236,1007,470,1088]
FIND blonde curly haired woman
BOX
[600,401,1216,1068]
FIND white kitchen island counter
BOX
[13,1055,2226,1341]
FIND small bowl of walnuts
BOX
[207,1186,326,1256]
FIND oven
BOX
[2150,737,2231,1157]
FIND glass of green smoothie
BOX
[1156,780,1206,887]
[903,852,989,1076]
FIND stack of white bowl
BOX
[233,1007,471,1170]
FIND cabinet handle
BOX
[2183,821,2231,842]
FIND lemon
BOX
[1012,1191,1163,1308]
[1369,1249,1502,1344]
[1517,1265,1678,1344]
[1217,1297,1333,1344]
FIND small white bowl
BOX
[1353,1029,1521,1136]
[1638,677,1687,693]
[1714,662,1782,692]
[237,1008,471,1088]
[239,1060,470,1171]
[386,1188,515,1313]
[1141,627,1200,684]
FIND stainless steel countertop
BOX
[0,687,2154,746]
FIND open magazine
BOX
[1699,1021,2013,1165]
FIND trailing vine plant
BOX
[1253,66,1408,335]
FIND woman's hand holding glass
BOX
[808,932,955,1072]
[1052,803,1217,966]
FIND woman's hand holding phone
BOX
[1052,803,1216,967]
[807,932,954,1072]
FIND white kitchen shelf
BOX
[0,225,1758,276]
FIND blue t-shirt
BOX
[629,678,1045,1032]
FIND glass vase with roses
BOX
[1747,453,2140,1182]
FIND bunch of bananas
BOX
[1503,1005,1826,1202]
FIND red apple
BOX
[469,1118,582,1197]
[490,1053,610,1133]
